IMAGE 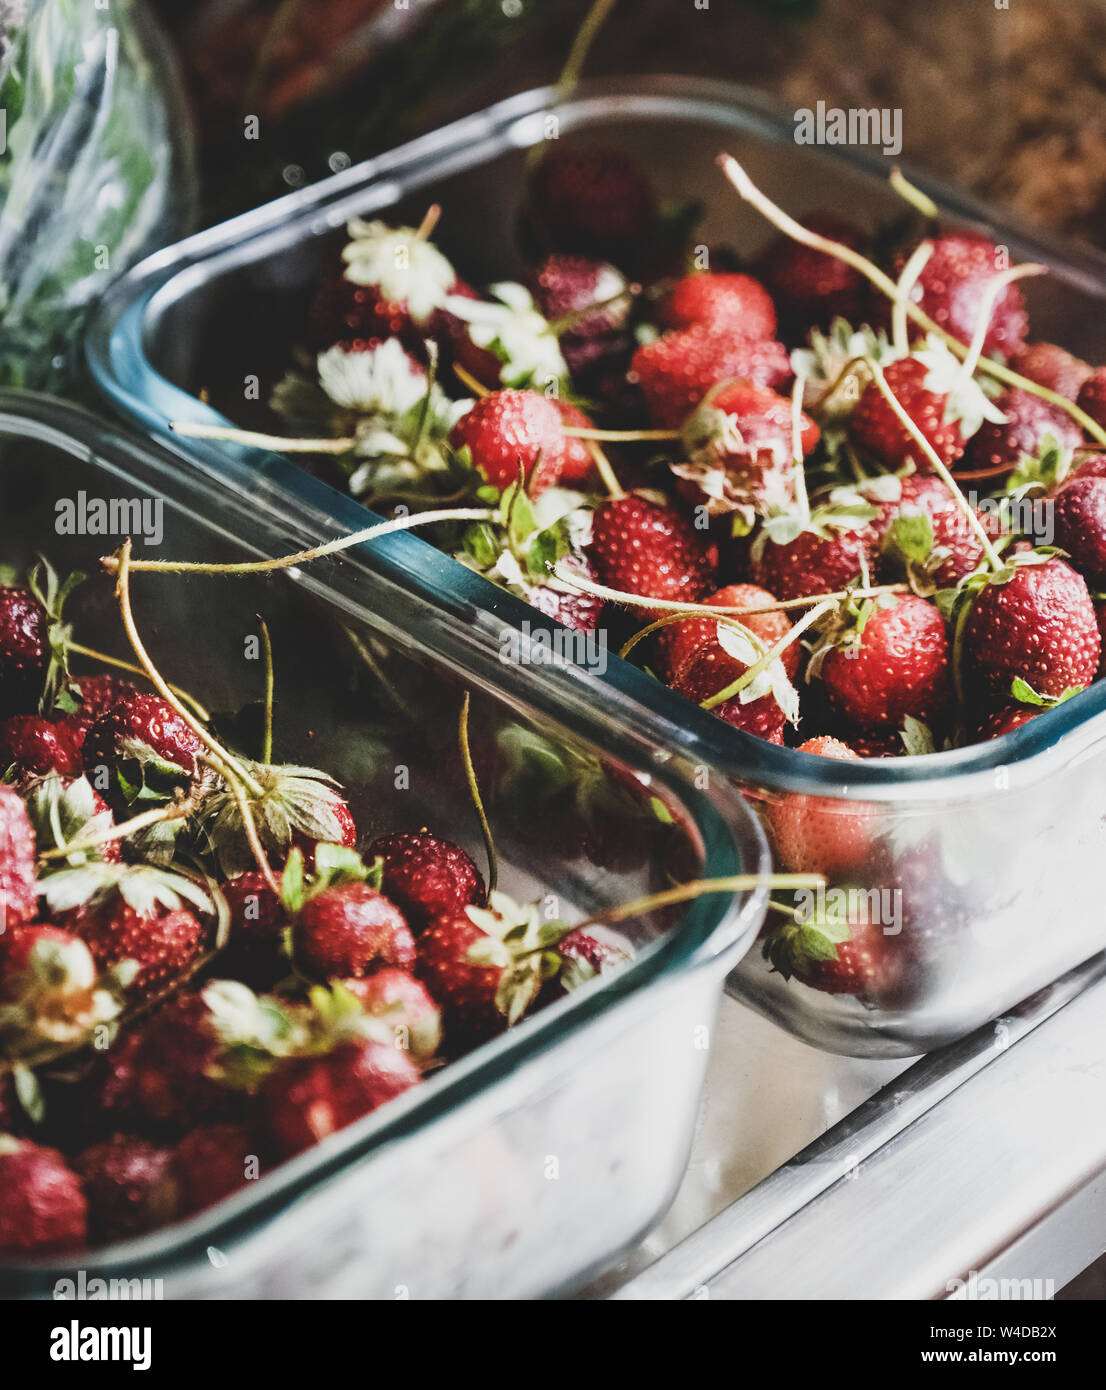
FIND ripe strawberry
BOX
[978,705,1041,740]
[548,927,633,996]
[528,254,632,377]
[964,557,1100,697]
[1073,453,1106,485]
[0,1136,87,1254]
[585,493,715,615]
[896,231,1028,358]
[764,909,902,999]
[661,272,778,340]
[750,522,877,603]
[529,147,658,262]
[656,583,798,683]
[848,356,967,470]
[766,736,874,878]
[0,584,47,686]
[341,967,442,1060]
[847,728,905,759]
[0,922,76,985]
[219,871,287,987]
[367,830,484,931]
[818,595,951,731]
[550,398,601,486]
[0,713,85,777]
[1077,367,1106,432]
[67,899,205,999]
[754,213,868,336]
[415,909,512,1050]
[83,692,204,799]
[257,1038,420,1159]
[294,883,415,980]
[632,326,791,427]
[0,782,37,929]
[449,388,567,495]
[1052,474,1106,587]
[869,474,998,587]
[525,554,606,632]
[126,994,242,1136]
[966,388,1082,476]
[173,1124,257,1215]
[1011,342,1092,402]
[74,1134,179,1244]
[73,673,139,726]
[668,641,788,745]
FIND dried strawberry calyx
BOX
[1009,677,1082,709]
[38,862,214,920]
[26,557,86,716]
[457,480,591,593]
[462,892,569,1025]
[751,488,878,563]
[762,893,857,981]
[199,762,355,877]
[1002,433,1079,498]
[910,338,1007,438]
[792,319,899,425]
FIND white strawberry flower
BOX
[912,335,1008,438]
[341,219,457,324]
[444,281,568,388]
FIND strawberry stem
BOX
[585,438,625,500]
[701,598,835,711]
[716,152,1106,447]
[790,374,811,524]
[864,357,1004,571]
[414,203,442,242]
[214,757,282,896]
[888,167,940,219]
[37,796,197,862]
[68,641,211,721]
[452,362,492,398]
[953,262,1046,392]
[102,507,498,576]
[619,610,766,662]
[555,0,620,103]
[257,616,274,765]
[562,425,679,442]
[169,421,355,454]
[113,540,267,799]
[545,283,640,336]
[459,691,497,896]
[573,872,826,930]
[891,239,933,356]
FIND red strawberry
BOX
[529,254,632,376]
[818,595,951,731]
[449,388,567,495]
[1073,453,1106,485]
[966,388,1082,476]
[340,967,442,1060]
[0,922,77,985]
[526,554,606,632]
[585,493,715,614]
[550,398,601,486]
[661,272,778,340]
[1077,367,1106,433]
[415,909,510,1050]
[870,474,999,587]
[220,871,287,986]
[964,557,1100,698]
[0,1136,87,1254]
[68,900,205,999]
[549,927,633,995]
[83,692,204,786]
[978,705,1041,740]
[0,584,47,686]
[529,147,658,262]
[0,782,37,929]
[766,736,875,878]
[668,641,788,745]
[750,522,877,603]
[754,214,867,336]
[291,798,357,860]
[764,910,903,999]
[0,713,85,777]
[1052,474,1106,587]
[173,1124,257,1215]
[632,326,791,427]
[127,994,241,1136]
[896,231,1029,358]
[367,830,484,931]
[73,673,140,726]
[847,728,905,759]
[656,583,798,683]
[295,883,415,979]
[74,1134,179,1244]
[257,1039,420,1159]
[848,356,967,470]
[1011,342,1092,402]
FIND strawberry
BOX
[848,356,968,470]
[529,146,658,262]
[963,556,1101,698]
[1052,474,1106,587]
[257,1038,420,1159]
[200,764,356,877]
[668,641,789,745]
[173,1123,257,1215]
[896,231,1029,358]
[0,1135,87,1254]
[73,673,140,726]
[294,883,415,980]
[82,692,204,807]
[749,517,877,603]
[661,272,778,340]
[585,493,715,614]
[1011,342,1092,402]
[763,906,903,1000]
[674,380,818,519]
[525,554,606,632]
[340,967,442,1060]
[220,871,287,987]
[870,474,999,588]
[765,736,875,878]
[0,782,37,929]
[548,927,633,996]
[848,728,905,759]
[656,583,798,683]
[74,1134,180,1244]
[528,254,632,376]
[1077,367,1106,432]
[978,705,1041,740]
[754,214,868,336]
[367,830,484,931]
[0,713,85,777]
[816,595,951,731]
[550,398,601,486]
[631,326,791,428]
[67,899,206,999]
[965,387,1082,476]
[449,388,567,495]
[0,583,47,687]
[126,994,242,1136]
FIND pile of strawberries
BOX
[0,565,632,1257]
